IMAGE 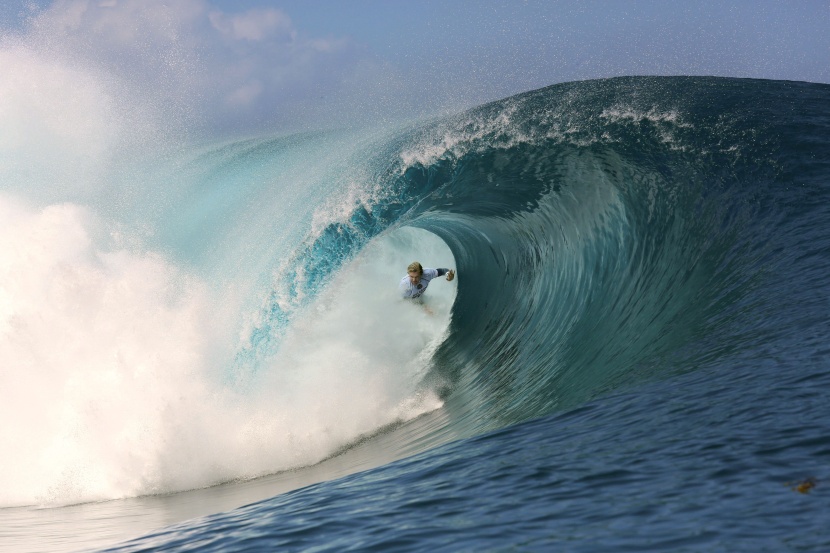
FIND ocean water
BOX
[1,75,829,552]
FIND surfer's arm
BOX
[436,268,455,281]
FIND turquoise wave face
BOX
[466,82,822,422]
[201,76,829,443]
[2,76,828,511]
[242,77,829,441]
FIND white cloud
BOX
[225,80,263,107]
[309,37,347,53]
[32,0,205,43]
[11,0,379,134]
[208,7,294,42]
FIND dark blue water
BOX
[3,76,830,552]
[102,356,830,552]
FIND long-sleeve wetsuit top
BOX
[399,268,450,299]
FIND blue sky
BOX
[2,0,828,134]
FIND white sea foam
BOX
[398,102,530,169]
[0,39,455,508]
[600,105,692,149]
[0,196,235,505]
[0,198,454,508]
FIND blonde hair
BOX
[407,261,423,274]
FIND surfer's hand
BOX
[447,269,455,281]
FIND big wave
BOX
[2,70,829,508]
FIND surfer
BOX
[400,261,455,300]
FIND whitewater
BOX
[2,37,830,551]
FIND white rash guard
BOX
[399,268,450,300]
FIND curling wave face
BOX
[292,77,830,441]
[2,75,829,510]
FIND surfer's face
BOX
[408,270,421,284]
